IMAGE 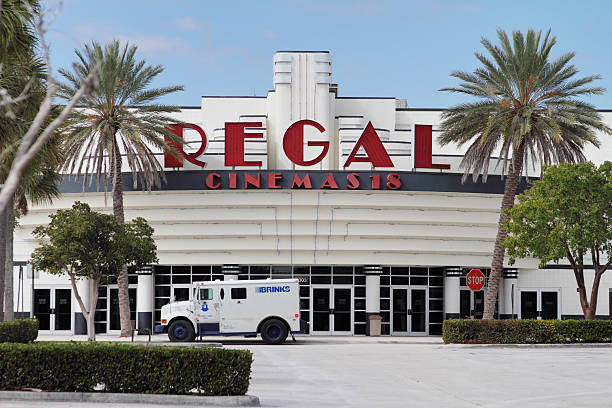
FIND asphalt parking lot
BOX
[230,338,612,407]
[4,335,612,407]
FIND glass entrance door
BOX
[392,288,408,333]
[109,288,137,332]
[34,289,51,332]
[520,291,538,319]
[410,288,427,335]
[460,289,485,319]
[520,289,560,320]
[312,287,331,333]
[54,289,72,331]
[34,288,72,333]
[392,286,428,336]
[541,291,559,320]
[333,288,352,333]
[310,286,352,335]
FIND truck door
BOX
[195,287,220,332]
[219,286,251,332]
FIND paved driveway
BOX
[227,338,612,407]
[6,336,612,407]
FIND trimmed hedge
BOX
[0,343,252,395]
[443,319,612,344]
[0,318,39,343]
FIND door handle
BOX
[329,309,334,314]
[407,309,412,315]
[50,308,55,314]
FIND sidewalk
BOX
[36,333,445,345]
[35,334,612,348]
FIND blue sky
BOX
[45,0,612,108]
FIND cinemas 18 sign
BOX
[203,171,403,191]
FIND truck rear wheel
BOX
[261,319,288,344]
[168,320,195,342]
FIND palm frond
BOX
[57,39,185,193]
[438,29,610,180]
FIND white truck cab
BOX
[156,279,303,344]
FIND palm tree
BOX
[439,29,610,319]
[58,40,183,336]
[0,0,44,321]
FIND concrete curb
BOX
[442,342,612,349]
[109,342,225,348]
[37,341,224,348]
[0,391,260,406]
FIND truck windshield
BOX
[200,288,213,301]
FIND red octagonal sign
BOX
[466,269,485,291]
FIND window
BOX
[174,287,190,301]
[231,287,247,300]
[199,288,213,301]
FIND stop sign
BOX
[466,269,485,291]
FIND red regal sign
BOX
[164,120,448,170]
[164,124,207,167]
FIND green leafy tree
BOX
[504,162,612,319]
[57,40,183,335]
[30,202,157,340]
[439,29,610,318]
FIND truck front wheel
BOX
[168,320,195,342]
[260,319,288,344]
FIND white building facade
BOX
[11,51,612,336]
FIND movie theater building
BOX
[12,51,612,336]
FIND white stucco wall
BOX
[12,51,612,319]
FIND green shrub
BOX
[0,343,253,395]
[0,318,39,343]
[443,319,612,344]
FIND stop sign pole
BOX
[466,269,485,291]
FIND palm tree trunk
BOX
[0,202,5,322]
[111,138,132,337]
[4,201,14,321]
[483,142,526,319]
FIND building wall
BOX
[518,268,610,317]
[11,50,612,330]
[14,188,612,320]
[16,189,529,267]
